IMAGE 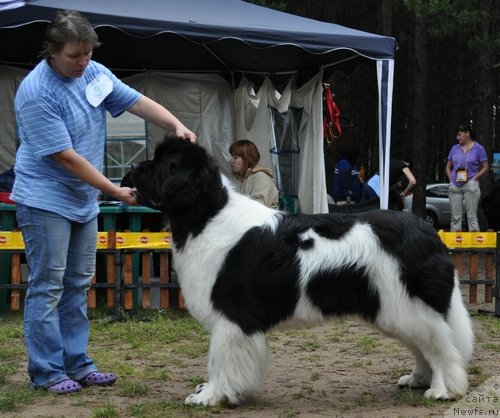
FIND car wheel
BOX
[425,210,438,228]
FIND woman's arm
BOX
[401,166,416,196]
[472,160,489,182]
[127,96,197,142]
[445,160,453,182]
[51,148,137,205]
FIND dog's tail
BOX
[447,272,474,365]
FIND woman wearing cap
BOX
[445,125,489,231]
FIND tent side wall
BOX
[0,66,28,173]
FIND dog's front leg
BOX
[185,320,269,406]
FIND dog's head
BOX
[130,137,228,222]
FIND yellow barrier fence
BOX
[0,231,182,317]
[1,231,498,316]
[0,231,172,250]
[438,231,498,314]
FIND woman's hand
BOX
[114,187,138,206]
[175,126,197,143]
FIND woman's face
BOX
[456,130,470,144]
[230,154,245,175]
[50,41,93,78]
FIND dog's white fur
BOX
[131,138,474,407]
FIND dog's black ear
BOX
[160,166,198,210]
[159,158,218,211]
[157,139,224,215]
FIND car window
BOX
[426,185,449,198]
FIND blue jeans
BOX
[16,205,98,388]
[449,180,481,232]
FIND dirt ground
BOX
[5,291,500,418]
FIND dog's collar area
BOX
[133,190,163,210]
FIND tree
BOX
[409,3,429,219]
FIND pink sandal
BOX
[78,371,117,387]
[47,379,82,394]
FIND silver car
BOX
[403,183,461,229]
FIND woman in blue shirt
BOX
[12,10,196,394]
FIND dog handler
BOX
[11,10,196,394]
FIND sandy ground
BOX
[4,291,500,418]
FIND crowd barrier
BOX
[1,230,499,318]
[438,231,499,315]
[0,230,184,318]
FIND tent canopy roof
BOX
[0,0,396,75]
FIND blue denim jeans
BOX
[449,180,481,232]
[16,205,99,388]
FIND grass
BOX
[0,310,499,417]
[0,309,213,417]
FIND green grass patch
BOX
[91,403,120,418]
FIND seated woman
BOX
[229,139,279,209]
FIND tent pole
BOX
[377,59,394,210]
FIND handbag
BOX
[323,83,342,144]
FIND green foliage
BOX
[91,403,120,418]
[402,0,499,47]
[0,387,42,413]
[120,381,151,397]
[394,387,437,407]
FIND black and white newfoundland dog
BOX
[130,137,474,406]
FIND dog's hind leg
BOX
[430,277,474,398]
[421,326,468,400]
[420,279,472,400]
[185,320,269,406]
[397,345,432,389]
[377,297,470,400]
[446,274,474,365]
[391,313,468,400]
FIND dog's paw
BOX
[195,383,207,394]
[398,373,429,388]
[185,384,222,406]
[185,393,206,405]
[398,374,412,387]
[185,391,221,406]
[424,388,449,400]
[185,383,208,406]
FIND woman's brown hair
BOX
[229,140,261,173]
[41,10,101,58]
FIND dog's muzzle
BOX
[133,189,163,211]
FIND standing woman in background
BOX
[11,10,196,394]
[445,125,489,232]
